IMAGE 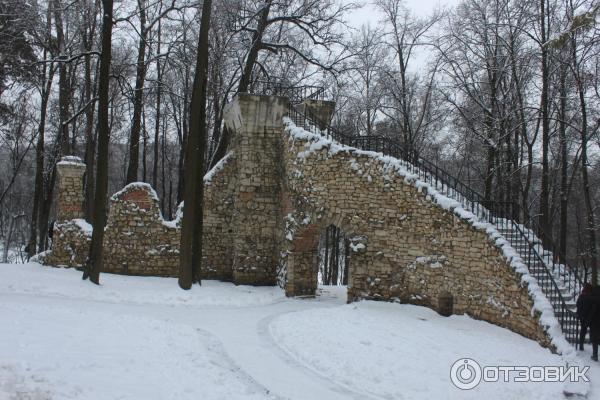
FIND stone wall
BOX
[224,94,289,285]
[281,127,551,346]
[102,183,180,276]
[43,156,237,279]
[202,153,237,280]
[41,219,91,268]
[42,95,554,348]
[39,156,90,267]
[55,156,86,221]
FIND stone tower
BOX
[56,156,86,221]
[225,94,290,285]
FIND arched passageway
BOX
[317,225,349,287]
[284,223,350,298]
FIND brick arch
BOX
[281,204,366,298]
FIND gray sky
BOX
[346,0,457,28]
[345,0,459,71]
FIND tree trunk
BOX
[54,0,71,157]
[332,227,339,285]
[161,118,166,215]
[177,63,190,204]
[84,1,98,223]
[324,226,330,285]
[38,163,57,253]
[571,37,598,285]
[484,145,495,202]
[142,111,147,182]
[153,18,162,189]
[85,0,114,285]
[238,0,272,93]
[4,214,25,263]
[83,60,97,222]
[538,0,551,245]
[125,1,148,184]
[558,59,568,259]
[28,56,54,258]
[342,238,349,286]
[83,18,98,222]
[179,0,213,289]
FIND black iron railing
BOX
[286,106,583,345]
[249,80,325,104]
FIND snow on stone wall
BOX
[42,94,560,353]
[282,119,553,349]
[42,155,237,279]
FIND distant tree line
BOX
[0,0,598,285]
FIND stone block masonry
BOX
[225,94,289,285]
[281,125,552,347]
[41,156,237,279]
[56,156,86,221]
[41,94,557,349]
[41,156,91,268]
[102,183,179,276]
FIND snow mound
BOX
[0,262,284,308]
[269,301,588,400]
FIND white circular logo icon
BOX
[450,358,482,390]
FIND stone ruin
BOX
[40,93,553,348]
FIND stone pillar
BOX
[56,156,86,221]
[224,94,289,285]
[285,224,321,297]
[300,99,336,130]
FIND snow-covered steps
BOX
[496,226,582,299]
[495,225,579,313]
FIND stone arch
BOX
[281,203,367,298]
[43,94,554,348]
[282,123,551,346]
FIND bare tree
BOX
[375,0,444,154]
[84,0,115,284]
[179,0,213,289]
[210,0,357,167]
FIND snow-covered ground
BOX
[0,262,596,400]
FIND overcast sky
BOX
[346,0,458,27]
[345,0,459,71]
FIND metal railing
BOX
[250,80,325,104]
[286,106,583,344]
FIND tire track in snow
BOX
[257,310,384,400]
[190,327,286,400]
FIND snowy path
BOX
[0,264,371,400]
[0,291,366,400]
[0,263,596,399]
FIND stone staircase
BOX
[285,104,584,346]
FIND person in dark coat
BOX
[588,286,600,361]
[576,283,593,351]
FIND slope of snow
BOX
[270,301,596,400]
[1,301,276,400]
[0,262,596,400]
[0,262,284,308]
